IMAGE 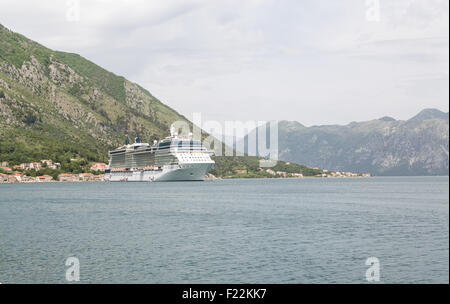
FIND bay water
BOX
[0,177,448,283]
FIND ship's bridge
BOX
[169,139,207,152]
[165,139,214,165]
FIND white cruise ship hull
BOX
[106,162,214,182]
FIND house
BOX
[31,162,42,170]
[58,173,78,182]
[79,173,94,181]
[0,173,8,183]
[276,171,288,177]
[37,175,53,182]
[19,162,42,170]
[1,166,12,173]
[25,175,37,182]
[93,174,104,182]
[331,171,343,177]
[234,169,248,174]
[1,161,8,167]
[266,169,276,175]
[90,162,108,171]
[12,173,26,182]
[40,160,54,167]
[344,172,358,177]
[41,160,59,169]
[7,175,19,183]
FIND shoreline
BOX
[1,175,377,184]
[1,175,448,185]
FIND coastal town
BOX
[1,158,370,184]
[0,160,107,183]
[260,168,370,178]
[229,166,371,179]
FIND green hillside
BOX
[0,24,188,164]
[0,24,323,178]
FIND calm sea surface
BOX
[0,177,448,284]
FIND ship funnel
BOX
[125,137,130,145]
[135,137,141,144]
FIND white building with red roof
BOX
[90,162,108,172]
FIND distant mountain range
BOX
[240,109,449,176]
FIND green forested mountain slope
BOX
[0,24,196,165]
[0,24,192,165]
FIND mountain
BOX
[0,24,192,165]
[0,24,324,178]
[5,24,444,178]
[240,109,449,176]
[408,108,449,122]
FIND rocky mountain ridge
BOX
[240,109,449,176]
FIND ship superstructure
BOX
[105,131,215,182]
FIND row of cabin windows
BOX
[158,141,202,147]
[178,154,210,162]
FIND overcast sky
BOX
[1,0,448,128]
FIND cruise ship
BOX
[105,131,215,182]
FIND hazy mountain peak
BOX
[278,120,305,129]
[379,116,396,122]
[409,108,449,122]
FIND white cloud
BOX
[0,0,448,127]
